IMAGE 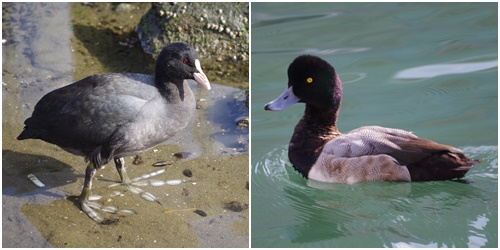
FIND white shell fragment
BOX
[149,179,166,187]
[107,183,121,188]
[149,169,166,177]
[111,190,125,197]
[132,180,149,186]
[128,186,144,195]
[165,180,184,186]
[27,173,45,187]
[139,173,152,179]
[117,209,136,215]
[131,169,167,182]
[140,191,159,203]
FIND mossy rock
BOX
[136,2,248,62]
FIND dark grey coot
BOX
[17,42,211,223]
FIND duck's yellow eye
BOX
[306,77,313,84]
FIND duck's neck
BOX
[288,105,341,178]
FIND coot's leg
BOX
[78,162,131,224]
[79,162,104,223]
[114,157,163,204]
[114,157,132,185]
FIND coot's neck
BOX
[154,77,195,135]
[288,104,341,178]
[156,77,193,104]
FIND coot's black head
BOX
[265,55,342,111]
[155,43,211,90]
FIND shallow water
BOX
[2,2,248,248]
[251,2,497,247]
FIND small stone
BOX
[152,161,171,167]
[183,169,193,177]
[173,152,191,159]
[194,209,207,217]
[224,201,248,212]
[132,155,143,165]
[236,117,249,128]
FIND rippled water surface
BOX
[251,2,497,247]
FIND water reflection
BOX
[3,2,73,119]
[467,214,490,247]
[394,58,498,80]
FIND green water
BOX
[251,2,497,247]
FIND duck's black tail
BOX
[407,151,481,181]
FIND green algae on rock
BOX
[135,2,249,89]
[136,2,248,61]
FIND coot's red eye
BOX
[183,60,188,65]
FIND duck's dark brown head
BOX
[265,55,342,112]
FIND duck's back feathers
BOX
[324,126,459,162]
[311,126,476,183]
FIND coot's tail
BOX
[17,127,38,140]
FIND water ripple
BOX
[419,78,480,97]
[302,47,370,55]
[252,12,339,28]
[253,145,497,247]
[252,47,370,57]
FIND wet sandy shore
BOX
[2,2,249,248]
[3,83,249,247]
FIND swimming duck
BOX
[265,55,477,184]
[17,43,211,223]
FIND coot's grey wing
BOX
[24,74,158,152]
[322,126,461,165]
